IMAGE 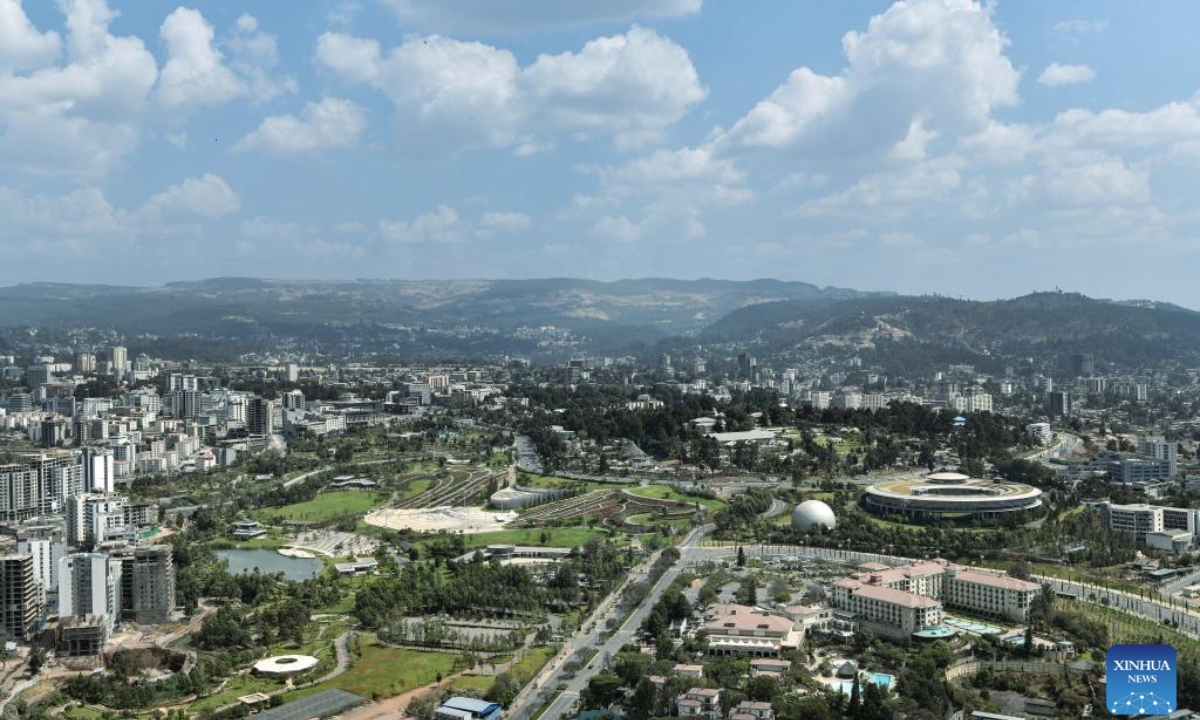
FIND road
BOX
[1037,575,1200,638]
[509,524,712,720]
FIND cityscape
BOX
[2,2,1200,720]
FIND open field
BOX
[628,485,726,511]
[257,491,388,524]
[284,637,459,702]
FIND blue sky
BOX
[4,0,1200,306]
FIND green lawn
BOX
[284,637,460,702]
[399,478,433,499]
[257,491,387,524]
[188,674,286,712]
[509,645,555,682]
[450,674,494,692]
[625,513,689,532]
[628,485,726,511]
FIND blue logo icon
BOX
[1107,644,1177,715]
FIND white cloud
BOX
[726,0,1018,158]
[522,25,707,149]
[378,205,466,244]
[1037,62,1094,87]
[793,157,964,218]
[378,0,701,33]
[155,7,243,111]
[226,13,297,103]
[235,97,367,154]
[141,173,241,220]
[1051,19,1108,41]
[481,211,531,232]
[0,0,158,177]
[314,32,381,84]
[0,0,61,71]
[315,26,704,152]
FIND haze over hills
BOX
[1,279,1198,368]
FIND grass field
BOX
[257,491,387,524]
[285,637,459,702]
[399,478,433,500]
[628,485,726,511]
[625,512,690,532]
[188,674,286,712]
[509,645,555,682]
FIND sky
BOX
[3,0,1200,306]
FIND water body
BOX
[217,548,321,581]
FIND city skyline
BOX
[4,0,1200,305]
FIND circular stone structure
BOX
[791,500,837,531]
[864,473,1042,520]
[253,654,319,677]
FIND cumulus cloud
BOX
[140,173,241,220]
[725,0,1018,159]
[235,97,367,154]
[1038,62,1095,87]
[155,7,243,111]
[377,205,532,244]
[0,0,158,177]
[226,14,297,103]
[0,0,61,71]
[378,0,701,33]
[315,25,704,152]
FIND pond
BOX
[217,547,322,581]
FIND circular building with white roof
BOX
[253,654,319,677]
[864,473,1042,520]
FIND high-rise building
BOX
[59,553,122,632]
[0,463,39,523]
[737,353,757,379]
[0,554,40,640]
[247,397,276,436]
[16,538,64,597]
[1070,352,1095,377]
[1138,437,1178,478]
[26,364,54,388]
[116,546,175,624]
[1047,390,1071,418]
[285,363,300,383]
[74,352,97,374]
[66,493,129,547]
[281,389,306,410]
[83,447,115,494]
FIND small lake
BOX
[217,548,322,581]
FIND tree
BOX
[629,679,657,720]
[737,546,746,567]
[582,672,623,710]
[28,648,44,675]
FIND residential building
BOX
[116,545,176,624]
[0,554,40,640]
[677,688,721,719]
[59,552,122,632]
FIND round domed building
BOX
[791,500,836,531]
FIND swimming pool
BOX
[834,673,895,695]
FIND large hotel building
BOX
[832,559,1040,638]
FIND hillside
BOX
[701,292,1200,369]
[0,277,883,359]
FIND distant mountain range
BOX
[0,277,884,358]
[701,291,1200,370]
[1,279,1197,368]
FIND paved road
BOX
[1037,576,1200,638]
[510,525,712,720]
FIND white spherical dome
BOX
[791,500,836,531]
